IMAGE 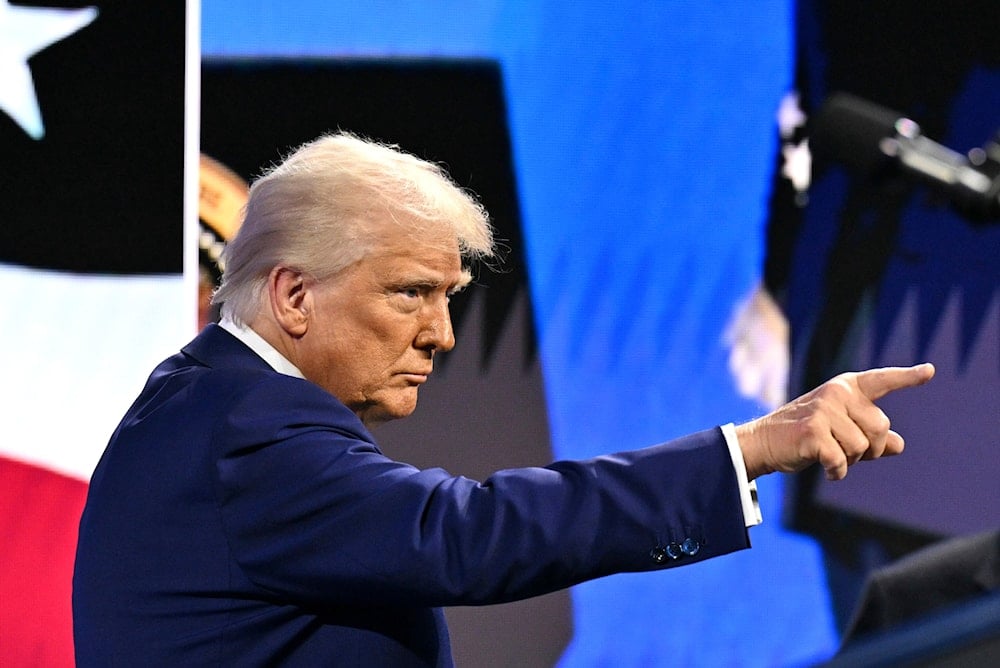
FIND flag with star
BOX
[0,2,192,665]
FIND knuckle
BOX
[816,379,852,404]
[794,414,824,442]
[843,439,868,459]
[874,412,891,433]
[822,459,847,480]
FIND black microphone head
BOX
[809,92,907,173]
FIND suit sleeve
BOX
[212,374,751,608]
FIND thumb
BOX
[855,363,936,401]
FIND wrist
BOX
[734,419,773,481]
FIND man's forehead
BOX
[366,244,465,284]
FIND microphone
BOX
[809,92,1000,223]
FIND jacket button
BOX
[680,538,701,556]
[650,546,668,564]
[665,542,682,560]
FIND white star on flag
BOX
[0,1,98,139]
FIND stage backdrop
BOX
[202,2,838,667]
[0,2,846,667]
[767,0,1000,628]
[200,58,568,667]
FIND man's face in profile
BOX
[296,224,467,427]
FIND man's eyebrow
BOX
[384,267,471,292]
[453,269,474,291]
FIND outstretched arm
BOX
[735,363,936,481]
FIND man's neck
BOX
[218,317,305,379]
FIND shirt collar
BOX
[218,316,305,380]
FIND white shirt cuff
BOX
[721,423,762,527]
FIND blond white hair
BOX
[212,132,495,324]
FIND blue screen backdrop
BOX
[201,2,838,665]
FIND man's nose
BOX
[416,301,455,353]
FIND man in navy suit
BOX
[72,132,934,666]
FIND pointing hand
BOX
[735,363,936,481]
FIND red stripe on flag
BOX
[0,457,89,667]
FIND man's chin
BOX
[359,398,418,429]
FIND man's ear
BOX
[267,266,311,337]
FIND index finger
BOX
[855,363,936,401]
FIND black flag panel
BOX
[1,1,186,274]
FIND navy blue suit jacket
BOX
[73,324,751,666]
